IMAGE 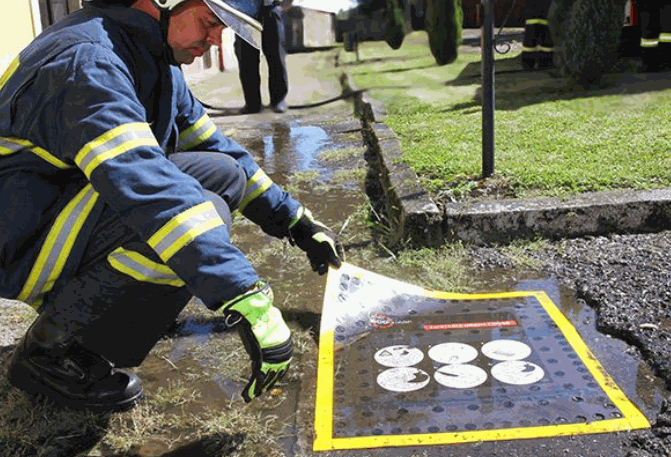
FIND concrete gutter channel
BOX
[338,72,671,247]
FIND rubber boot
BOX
[640,47,662,72]
[521,51,538,70]
[538,51,554,69]
[7,310,144,412]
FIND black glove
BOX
[221,282,293,402]
[288,207,344,275]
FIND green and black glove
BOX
[221,281,293,403]
[288,207,344,275]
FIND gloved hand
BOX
[221,281,293,403]
[288,207,344,275]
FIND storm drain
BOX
[313,263,650,451]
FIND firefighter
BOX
[521,0,555,70]
[0,0,343,412]
[636,0,671,72]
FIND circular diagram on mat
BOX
[377,367,431,392]
[374,345,424,367]
[434,364,488,389]
[481,339,532,361]
[428,342,478,365]
[491,360,545,385]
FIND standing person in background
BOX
[636,0,671,72]
[521,0,555,71]
[235,0,290,114]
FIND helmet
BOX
[153,0,263,49]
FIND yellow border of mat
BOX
[313,263,650,451]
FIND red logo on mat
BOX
[370,314,394,329]
[424,320,518,331]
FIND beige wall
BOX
[0,0,228,83]
[1,0,40,74]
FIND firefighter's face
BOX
[167,0,225,65]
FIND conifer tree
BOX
[425,0,462,65]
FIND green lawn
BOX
[341,31,671,199]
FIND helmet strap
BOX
[159,8,180,66]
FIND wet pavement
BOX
[1,45,670,456]
[184,50,671,457]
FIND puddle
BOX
[261,123,331,175]
[492,274,669,420]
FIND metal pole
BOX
[481,0,495,178]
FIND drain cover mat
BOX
[313,263,650,451]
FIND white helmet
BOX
[153,0,263,49]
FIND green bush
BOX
[550,0,627,86]
[384,0,406,50]
[425,0,462,65]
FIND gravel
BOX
[466,230,671,455]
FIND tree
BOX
[384,0,406,50]
[549,0,628,87]
[425,0,462,66]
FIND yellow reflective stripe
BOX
[0,137,70,168]
[660,33,671,43]
[0,55,19,89]
[178,114,218,151]
[526,18,549,25]
[147,201,224,262]
[17,184,100,308]
[238,168,273,212]
[30,145,71,169]
[522,45,554,52]
[107,247,185,287]
[0,137,30,155]
[641,38,659,47]
[75,122,158,179]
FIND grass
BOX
[0,297,318,456]
[341,31,671,199]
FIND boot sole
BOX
[8,361,144,413]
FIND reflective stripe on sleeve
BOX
[178,114,218,151]
[107,247,185,287]
[17,184,100,308]
[147,201,224,262]
[75,122,159,179]
[660,33,671,43]
[0,137,71,169]
[0,55,19,89]
[238,168,273,212]
[525,18,549,25]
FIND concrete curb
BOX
[339,71,671,246]
[340,72,445,247]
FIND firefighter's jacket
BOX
[0,4,300,309]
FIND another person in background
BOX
[635,0,671,72]
[235,0,290,113]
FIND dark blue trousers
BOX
[34,152,246,367]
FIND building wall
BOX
[1,0,40,75]
[285,7,336,52]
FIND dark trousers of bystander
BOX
[234,4,288,112]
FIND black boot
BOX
[7,313,144,412]
[640,47,662,72]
